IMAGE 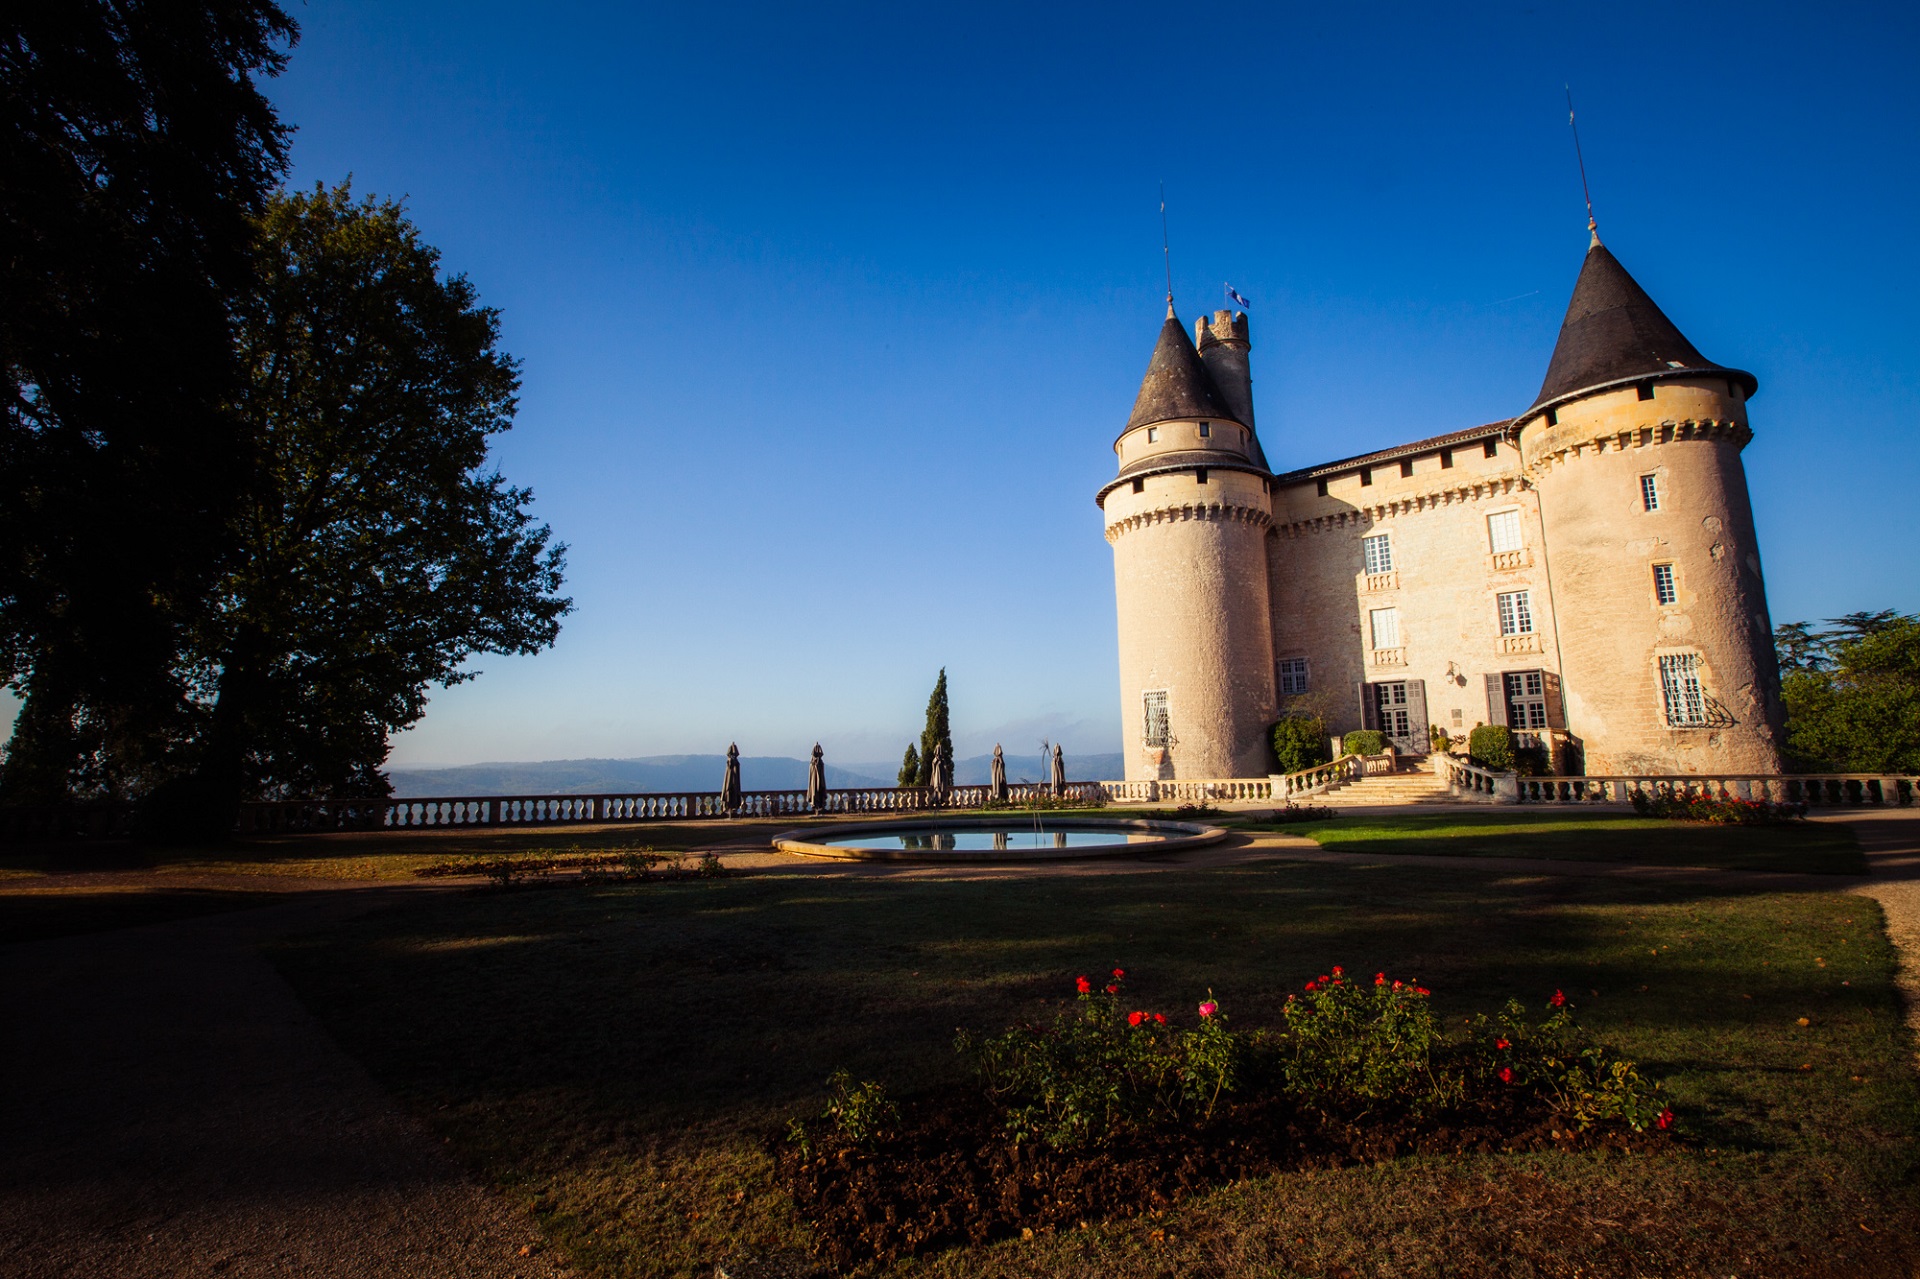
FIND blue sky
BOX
[243,0,1920,767]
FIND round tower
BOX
[1098,307,1277,781]
[1519,234,1783,775]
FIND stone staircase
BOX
[1315,764,1458,808]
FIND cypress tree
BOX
[897,743,920,788]
[915,669,952,786]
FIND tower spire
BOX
[1160,182,1174,317]
[1566,86,1599,246]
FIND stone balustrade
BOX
[1430,759,1918,808]
[1097,777,1276,804]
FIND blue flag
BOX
[1225,283,1251,309]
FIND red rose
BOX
[1656,1107,1674,1130]
[1305,981,1318,992]
[1128,1010,1144,1027]
[1112,967,1126,979]
[1076,976,1091,994]
[1495,1037,1510,1050]
[1414,986,1431,997]
[1499,1067,1514,1084]
[1106,984,1119,995]
[1375,973,1386,986]
[1153,1013,1166,1025]
[1331,966,1344,977]
[1550,990,1566,1008]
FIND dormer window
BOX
[1146,427,1158,443]
[1198,422,1211,439]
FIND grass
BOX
[0,886,284,943]
[271,857,1920,1278]
[1261,810,1867,875]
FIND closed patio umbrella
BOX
[720,742,742,814]
[806,742,828,812]
[1050,743,1066,796]
[989,744,1008,803]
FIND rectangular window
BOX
[1195,468,1208,484]
[1487,509,1523,554]
[1497,590,1534,636]
[1484,439,1499,457]
[1279,657,1309,695]
[1146,427,1158,442]
[1546,408,1558,426]
[1316,479,1328,497]
[1143,690,1170,747]
[1373,681,1412,741]
[1369,607,1400,649]
[1360,468,1373,487]
[1399,458,1414,478]
[1653,562,1677,605]
[1659,653,1707,727]
[1440,449,1454,469]
[1198,422,1211,438]
[1131,477,1144,493]
[1640,473,1660,511]
[1503,670,1549,730]
[1637,383,1656,401]
[1362,533,1393,574]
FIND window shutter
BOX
[1405,680,1429,747]
[1357,682,1379,730]
[1544,672,1567,729]
[1484,673,1507,727]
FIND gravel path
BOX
[0,888,573,1279]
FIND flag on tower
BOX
[1225,283,1251,309]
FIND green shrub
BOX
[1629,789,1807,824]
[1513,744,1551,777]
[1465,993,1670,1132]
[1468,724,1514,771]
[822,1069,899,1145]
[1429,723,1453,753]
[1280,968,1452,1115]
[1270,715,1331,775]
[954,971,1246,1149]
[1342,729,1385,757]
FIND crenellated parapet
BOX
[1274,476,1529,538]
[1104,498,1272,544]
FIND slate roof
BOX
[1530,239,1756,413]
[1270,422,1512,486]
[1125,313,1242,432]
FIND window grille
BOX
[1653,563,1677,605]
[1487,510,1523,554]
[1503,670,1549,729]
[1497,590,1534,636]
[1279,658,1310,695]
[1640,473,1660,511]
[1369,607,1400,649]
[1659,653,1707,726]
[1362,533,1393,575]
[1143,690,1170,747]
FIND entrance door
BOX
[1368,680,1428,755]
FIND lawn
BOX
[0,885,286,943]
[1260,810,1867,875]
[272,856,1920,1278]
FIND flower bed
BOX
[1628,790,1809,825]
[775,969,1670,1266]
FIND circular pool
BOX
[770,814,1227,862]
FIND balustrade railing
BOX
[1429,761,1919,808]
[1095,777,1275,804]
[1436,754,1506,800]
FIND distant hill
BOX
[386,755,891,798]
[386,751,1126,798]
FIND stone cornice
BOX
[1104,498,1273,544]
[1523,418,1752,479]
[1273,476,1528,538]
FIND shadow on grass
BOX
[0,888,284,944]
[271,858,1919,1278]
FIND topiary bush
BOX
[1342,729,1385,757]
[1270,715,1330,775]
[1468,724,1514,771]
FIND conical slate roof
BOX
[1530,239,1755,413]
[1126,312,1241,431]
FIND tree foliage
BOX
[1269,715,1328,775]
[182,183,570,811]
[914,669,951,787]
[897,743,919,788]
[0,1,297,802]
[1776,612,1920,774]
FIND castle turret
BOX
[1519,234,1782,774]
[1195,309,1270,470]
[1097,306,1277,780]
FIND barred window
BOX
[1653,563,1677,606]
[1143,690,1170,747]
[1279,657,1310,695]
[1487,510,1523,554]
[1659,653,1707,726]
[1497,590,1534,636]
[1640,473,1660,511]
[1369,607,1400,649]
[1362,533,1393,574]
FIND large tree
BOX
[1775,612,1920,774]
[173,182,570,821]
[0,1,297,802]
[914,669,951,786]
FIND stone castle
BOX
[1097,229,1785,781]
